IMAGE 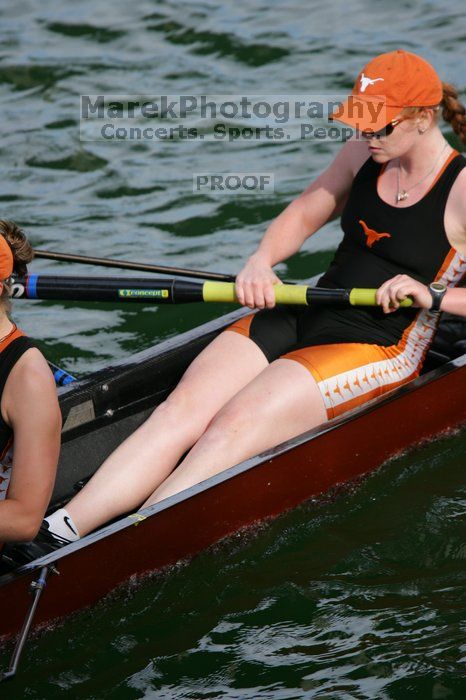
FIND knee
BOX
[149,392,188,424]
[204,403,252,444]
[148,389,208,439]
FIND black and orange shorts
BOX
[225,305,437,419]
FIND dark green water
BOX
[0,0,465,697]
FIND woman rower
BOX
[13,49,466,556]
[0,221,61,554]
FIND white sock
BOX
[44,508,80,542]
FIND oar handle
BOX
[349,288,413,307]
[203,282,414,307]
[202,282,308,304]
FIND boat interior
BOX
[47,305,466,515]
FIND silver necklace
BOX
[396,142,448,204]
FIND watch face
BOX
[431,282,446,292]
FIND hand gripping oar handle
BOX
[1,565,52,682]
[202,282,414,307]
[348,288,413,307]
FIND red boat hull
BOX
[0,358,465,645]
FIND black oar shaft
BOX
[12,276,203,304]
[33,250,236,282]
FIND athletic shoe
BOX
[0,521,71,572]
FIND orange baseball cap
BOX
[331,49,443,132]
[0,236,13,280]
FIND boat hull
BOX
[1,351,464,645]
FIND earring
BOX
[418,127,426,134]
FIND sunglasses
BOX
[360,117,405,140]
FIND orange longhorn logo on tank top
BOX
[359,220,392,248]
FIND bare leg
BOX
[66,331,268,536]
[142,358,327,507]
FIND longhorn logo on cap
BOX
[359,73,384,92]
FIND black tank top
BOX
[0,329,35,458]
[303,151,466,347]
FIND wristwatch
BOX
[428,282,447,311]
